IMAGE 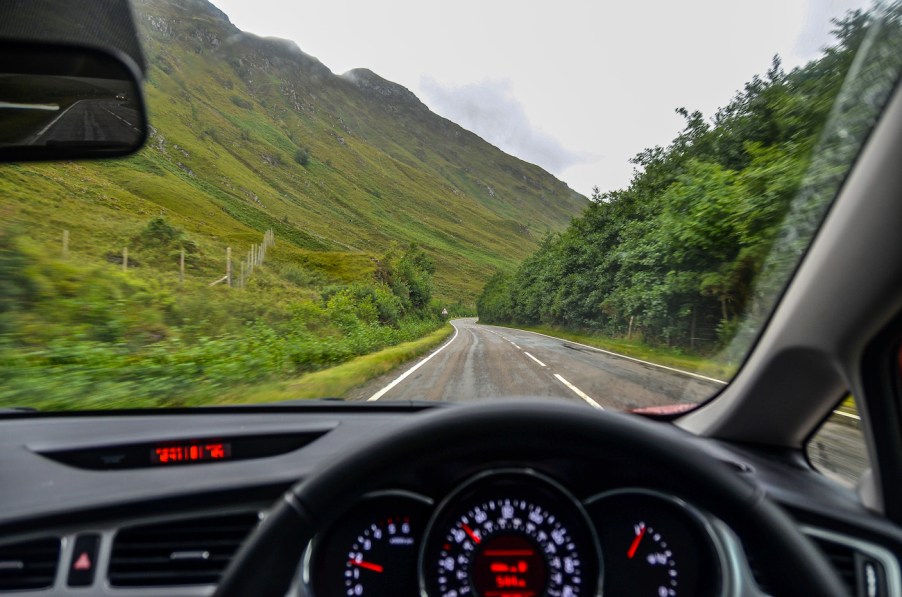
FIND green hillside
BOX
[2,0,584,302]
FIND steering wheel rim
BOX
[213,400,846,597]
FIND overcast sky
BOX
[211,0,870,197]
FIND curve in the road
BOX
[365,319,722,409]
[366,321,461,401]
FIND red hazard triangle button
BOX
[67,534,99,587]
[73,552,92,570]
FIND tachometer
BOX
[306,492,431,597]
[343,514,417,595]
[420,470,600,597]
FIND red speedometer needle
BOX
[461,523,481,544]
[627,524,647,559]
[348,560,384,573]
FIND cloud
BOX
[418,77,593,176]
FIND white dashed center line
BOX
[523,352,546,367]
[554,374,603,410]
[487,326,604,409]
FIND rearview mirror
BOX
[0,42,147,161]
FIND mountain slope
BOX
[1,0,584,301]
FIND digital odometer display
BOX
[421,471,599,597]
[150,442,231,464]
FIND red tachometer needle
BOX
[348,560,384,573]
[461,523,481,544]
[627,524,647,559]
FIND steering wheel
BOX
[212,401,846,597]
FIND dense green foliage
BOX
[479,8,902,357]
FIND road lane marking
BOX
[367,321,460,401]
[489,326,727,386]
[833,410,861,421]
[523,352,546,367]
[103,107,139,131]
[511,342,521,350]
[554,374,603,410]
[30,100,84,141]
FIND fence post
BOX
[62,230,69,258]
[226,247,232,288]
[627,316,634,340]
[122,247,128,272]
[180,249,185,286]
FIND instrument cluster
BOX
[303,469,723,597]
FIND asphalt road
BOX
[348,318,722,408]
[27,99,141,145]
[349,319,870,487]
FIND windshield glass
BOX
[1,0,901,412]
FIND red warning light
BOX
[151,442,232,465]
[73,552,92,571]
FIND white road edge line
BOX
[554,374,603,410]
[367,321,460,401]
[493,326,727,386]
[30,100,83,141]
[523,352,546,367]
[511,342,522,350]
[833,410,861,421]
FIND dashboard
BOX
[0,404,899,597]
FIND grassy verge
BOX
[211,323,454,404]
[486,323,737,381]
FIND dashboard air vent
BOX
[109,512,260,586]
[0,537,60,591]
[810,535,858,596]
[748,533,862,596]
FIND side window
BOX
[807,396,870,488]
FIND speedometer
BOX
[420,470,600,597]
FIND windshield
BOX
[1,0,901,412]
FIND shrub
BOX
[294,147,310,167]
[229,95,253,110]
